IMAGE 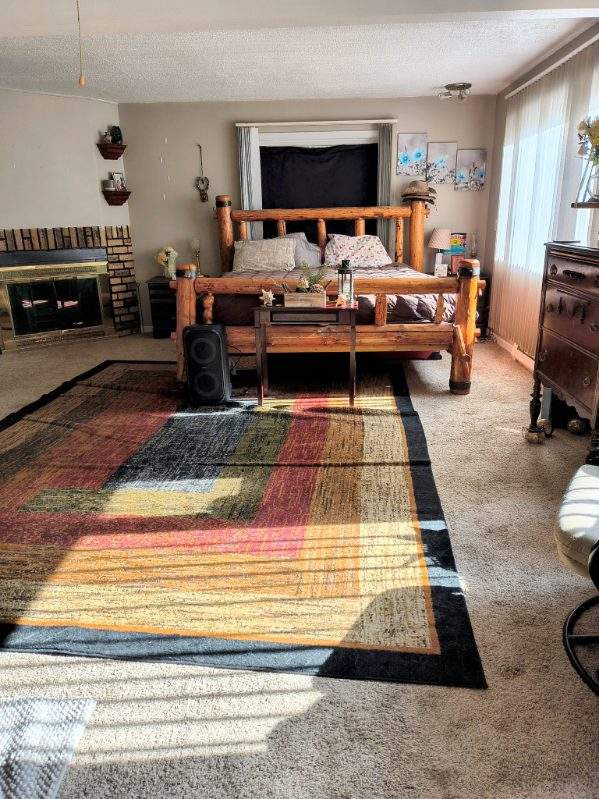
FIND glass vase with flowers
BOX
[577,116,599,201]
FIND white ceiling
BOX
[0,1,596,103]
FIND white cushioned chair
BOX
[556,462,599,695]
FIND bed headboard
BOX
[214,195,430,274]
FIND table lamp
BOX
[428,228,451,274]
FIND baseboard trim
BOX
[492,333,534,372]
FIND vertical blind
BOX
[490,42,599,357]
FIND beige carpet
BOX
[0,336,596,799]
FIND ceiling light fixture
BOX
[76,0,85,87]
[437,82,472,101]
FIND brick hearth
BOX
[0,225,139,332]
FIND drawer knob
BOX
[549,264,558,276]
[583,376,592,388]
[591,323,599,333]
[538,348,548,363]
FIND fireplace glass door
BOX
[8,277,103,337]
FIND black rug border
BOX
[0,359,486,689]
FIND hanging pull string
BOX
[76,0,85,87]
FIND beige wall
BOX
[120,96,496,307]
[0,89,130,230]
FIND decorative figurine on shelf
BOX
[110,125,123,144]
[155,246,178,280]
[259,289,275,307]
[102,129,112,144]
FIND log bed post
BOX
[409,199,426,271]
[450,259,480,395]
[394,218,404,263]
[216,195,234,272]
[174,275,197,382]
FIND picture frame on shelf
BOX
[110,172,126,191]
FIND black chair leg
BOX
[563,595,599,696]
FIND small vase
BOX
[586,162,599,201]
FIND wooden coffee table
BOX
[253,304,357,406]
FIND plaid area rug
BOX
[0,360,485,688]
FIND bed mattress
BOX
[203,264,457,326]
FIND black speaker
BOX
[183,324,231,405]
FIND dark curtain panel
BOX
[260,144,378,241]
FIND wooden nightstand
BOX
[147,275,176,338]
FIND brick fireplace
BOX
[0,225,140,348]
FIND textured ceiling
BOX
[0,14,594,102]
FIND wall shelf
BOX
[102,190,131,206]
[97,142,127,160]
[572,201,599,208]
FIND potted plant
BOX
[283,265,330,307]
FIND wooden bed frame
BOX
[173,194,481,394]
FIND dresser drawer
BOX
[543,285,599,354]
[537,330,598,412]
[545,253,599,295]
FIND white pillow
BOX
[232,238,296,272]
[324,234,392,268]
[284,232,322,268]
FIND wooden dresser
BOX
[527,242,599,454]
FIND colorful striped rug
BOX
[0,360,485,688]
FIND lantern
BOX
[337,259,354,303]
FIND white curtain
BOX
[377,123,393,255]
[237,126,263,239]
[490,42,599,356]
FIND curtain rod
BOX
[504,31,599,100]
[236,119,397,127]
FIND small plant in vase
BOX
[576,116,599,202]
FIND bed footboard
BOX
[172,260,481,394]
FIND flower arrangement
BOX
[577,116,599,202]
[577,116,599,163]
[283,264,329,294]
[281,264,331,308]
[155,246,178,279]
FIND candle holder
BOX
[337,259,354,304]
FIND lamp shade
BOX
[428,228,451,250]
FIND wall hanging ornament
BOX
[195,145,210,202]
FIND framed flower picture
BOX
[396,132,428,176]
[455,149,487,191]
[426,142,457,184]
